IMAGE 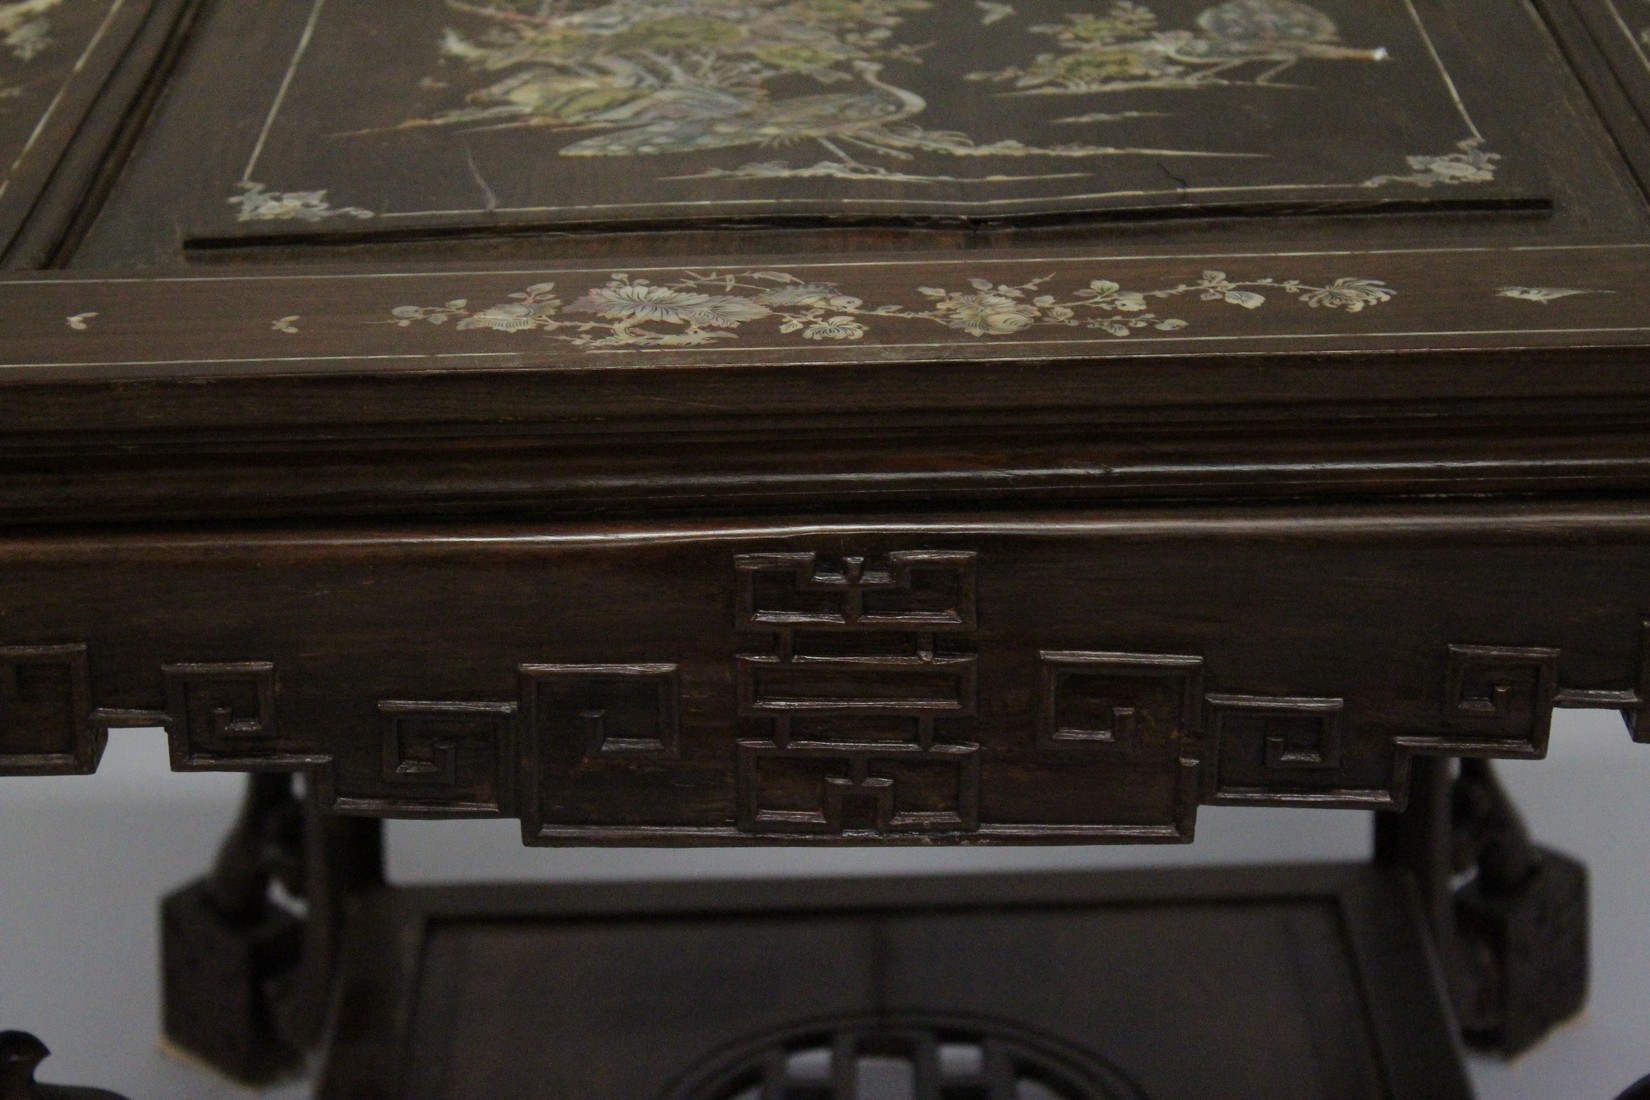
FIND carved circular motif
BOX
[663,1013,1151,1100]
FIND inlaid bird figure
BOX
[1164,0,1390,85]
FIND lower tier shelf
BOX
[319,863,1472,1100]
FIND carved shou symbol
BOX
[737,551,978,749]
[736,743,980,836]
[736,550,976,634]
[0,644,100,776]
[735,551,980,836]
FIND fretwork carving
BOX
[736,650,978,749]
[1436,644,1559,756]
[0,644,98,776]
[736,551,975,633]
[1206,693,1354,804]
[1038,651,1203,755]
[326,700,517,816]
[522,664,680,759]
[163,662,319,770]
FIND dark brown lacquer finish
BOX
[319,868,1472,1100]
[0,644,98,774]
[67,0,1650,265]
[83,0,1557,245]
[0,0,197,267]
[10,0,1650,1093]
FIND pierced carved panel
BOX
[328,700,517,816]
[12,539,1650,846]
[0,644,100,776]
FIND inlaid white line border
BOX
[0,351,519,371]
[241,0,328,183]
[7,327,1650,374]
[1604,0,1650,77]
[4,240,1646,287]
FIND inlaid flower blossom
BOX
[458,303,548,331]
[230,181,373,222]
[568,282,767,327]
[927,287,1042,336]
[1299,277,1395,312]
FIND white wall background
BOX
[2,709,1647,1099]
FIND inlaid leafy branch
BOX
[382,267,1395,349]
[1,0,64,62]
[230,181,374,222]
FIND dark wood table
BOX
[6,0,1650,1096]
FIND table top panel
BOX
[75,0,1650,266]
[198,0,1543,229]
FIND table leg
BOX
[1374,756,1587,1056]
[160,772,382,1084]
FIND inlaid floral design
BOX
[976,2,1015,26]
[230,181,374,222]
[1,0,65,62]
[384,267,1394,349]
[1363,139,1499,188]
[371,0,1248,184]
